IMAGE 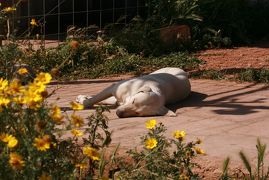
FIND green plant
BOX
[198,0,269,44]
[117,119,204,179]
[0,72,114,179]
[0,42,24,79]
[220,139,269,180]
[238,69,269,83]
[146,0,202,27]
[190,70,226,80]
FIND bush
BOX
[117,119,205,179]
[198,0,269,44]
[0,71,113,179]
[0,43,24,80]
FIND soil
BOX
[195,43,269,71]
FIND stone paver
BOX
[48,78,269,164]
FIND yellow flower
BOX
[23,91,43,109]
[3,7,16,13]
[34,72,52,85]
[8,79,25,95]
[13,96,26,105]
[179,174,190,180]
[28,82,46,93]
[71,114,84,127]
[145,138,158,150]
[39,173,52,180]
[69,40,79,50]
[145,119,157,129]
[173,130,186,140]
[193,147,205,155]
[9,153,25,170]
[70,101,84,110]
[33,135,51,151]
[83,146,100,161]
[0,133,9,142]
[17,68,28,75]
[30,18,38,26]
[0,133,18,148]
[196,138,202,144]
[75,163,87,169]
[0,78,8,92]
[71,129,84,137]
[0,97,10,107]
[7,136,18,148]
[50,105,64,124]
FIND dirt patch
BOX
[195,44,269,70]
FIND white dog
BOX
[76,67,191,118]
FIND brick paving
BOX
[47,77,269,165]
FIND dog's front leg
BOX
[76,84,115,107]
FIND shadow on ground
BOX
[170,83,269,116]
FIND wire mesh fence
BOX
[1,0,145,41]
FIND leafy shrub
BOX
[0,43,24,80]
[109,0,202,55]
[117,119,205,179]
[0,71,113,179]
[198,0,269,44]
[238,69,269,83]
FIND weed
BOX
[220,139,269,180]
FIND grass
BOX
[190,68,269,83]
[51,52,204,80]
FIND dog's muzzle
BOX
[116,110,125,118]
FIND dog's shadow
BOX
[167,91,208,112]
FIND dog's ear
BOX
[137,86,152,93]
[156,106,177,117]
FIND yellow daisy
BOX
[9,153,25,170]
[145,138,158,150]
[17,68,28,75]
[38,173,52,180]
[3,7,16,13]
[0,78,8,92]
[0,97,10,107]
[71,114,84,127]
[179,174,190,180]
[145,119,157,129]
[70,101,84,110]
[30,18,38,26]
[50,105,64,124]
[75,163,87,169]
[83,146,100,161]
[0,133,18,148]
[33,135,51,151]
[173,130,186,140]
[8,79,25,95]
[193,147,205,155]
[34,72,52,85]
[71,129,84,137]
[7,136,18,148]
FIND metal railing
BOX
[3,0,145,41]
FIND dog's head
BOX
[116,86,176,118]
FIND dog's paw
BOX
[76,95,89,105]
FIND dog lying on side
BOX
[76,67,191,118]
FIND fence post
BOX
[0,35,4,46]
